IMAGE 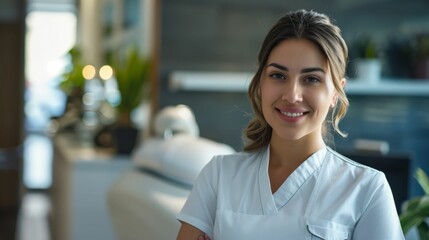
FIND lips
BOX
[275,107,309,121]
[280,111,304,117]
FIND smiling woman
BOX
[260,39,339,149]
[176,9,405,240]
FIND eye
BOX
[269,72,285,80]
[304,75,321,84]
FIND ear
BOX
[330,78,346,108]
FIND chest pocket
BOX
[307,224,349,240]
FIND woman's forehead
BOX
[266,39,328,71]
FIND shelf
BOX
[345,79,429,96]
[169,71,252,92]
[169,71,429,97]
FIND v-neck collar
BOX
[258,146,327,214]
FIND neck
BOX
[267,132,325,194]
[269,132,325,167]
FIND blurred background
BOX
[1,0,429,239]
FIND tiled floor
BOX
[17,133,53,240]
[18,192,51,240]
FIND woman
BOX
[177,9,404,240]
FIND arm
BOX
[177,222,211,240]
[176,158,219,239]
[353,172,405,240]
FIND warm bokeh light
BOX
[99,65,113,80]
[82,65,96,80]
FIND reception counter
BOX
[51,134,132,240]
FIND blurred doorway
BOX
[24,4,77,189]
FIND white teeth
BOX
[281,111,304,117]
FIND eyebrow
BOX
[267,63,325,74]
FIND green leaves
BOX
[418,222,429,240]
[400,168,429,238]
[112,47,150,115]
[401,196,429,234]
[60,47,85,93]
[417,168,429,195]
[353,36,380,59]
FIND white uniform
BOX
[178,146,405,240]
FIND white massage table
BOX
[107,136,234,240]
[108,169,191,240]
[107,105,235,240]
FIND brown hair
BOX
[243,9,349,152]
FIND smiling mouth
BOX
[278,109,307,118]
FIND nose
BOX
[281,80,303,103]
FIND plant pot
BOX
[355,59,382,84]
[113,126,139,155]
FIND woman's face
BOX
[260,39,339,143]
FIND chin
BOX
[273,127,321,144]
[275,131,306,142]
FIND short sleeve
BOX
[177,156,219,236]
[353,172,405,240]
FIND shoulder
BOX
[210,149,263,167]
[312,148,401,232]
[200,149,264,180]
[326,148,381,175]
[324,148,387,189]
[316,148,392,219]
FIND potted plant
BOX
[352,36,382,84]
[111,47,151,154]
[60,47,85,94]
[54,47,86,132]
[400,168,429,239]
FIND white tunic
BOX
[177,146,405,240]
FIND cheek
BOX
[261,81,281,101]
[260,84,279,111]
[308,90,333,112]
[260,87,270,113]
